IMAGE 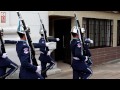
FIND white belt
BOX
[73,57,80,60]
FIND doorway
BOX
[54,18,71,64]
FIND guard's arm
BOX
[48,38,60,42]
[4,40,18,44]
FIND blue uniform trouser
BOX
[40,54,54,79]
[0,57,18,79]
[0,68,6,79]
[73,67,92,79]
[86,58,93,67]
[41,61,47,78]
[19,67,44,79]
[72,60,92,79]
[19,72,44,79]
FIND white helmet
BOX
[71,26,85,34]
[71,26,78,34]
[85,38,93,44]
[39,29,44,35]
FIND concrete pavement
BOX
[6,59,120,79]
[46,59,120,79]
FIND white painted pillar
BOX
[113,19,117,47]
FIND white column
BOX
[113,19,117,47]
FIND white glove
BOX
[90,40,93,44]
[46,43,49,47]
[36,66,41,73]
[85,56,88,61]
[2,53,8,58]
[56,38,60,41]
[47,51,51,56]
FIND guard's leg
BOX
[73,70,80,79]
[0,68,6,79]
[0,58,18,79]
[36,72,44,79]
[5,58,18,77]
[86,58,93,67]
[82,67,93,79]
[41,61,47,79]
[46,56,55,70]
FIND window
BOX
[83,18,113,48]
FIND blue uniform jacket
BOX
[70,38,86,61]
[5,38,57,63]
[33,37,53,63]
[70,38,88,71]
[16,40,40,79]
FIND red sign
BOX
[1,12,6,23]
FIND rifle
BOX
[0,29,6,54]
[38,13,48,42]
[74,12,93,66]
[74,12,85,55]
[16,11,38,66]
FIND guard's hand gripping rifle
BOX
[16,11,38,66]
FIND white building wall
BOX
[0,11,49,43]
[0,11,49,65]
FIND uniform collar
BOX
[20,40,26,42]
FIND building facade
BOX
[0,11,49,65]
[48,11,120,66]
[0,11,120,68]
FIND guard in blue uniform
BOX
[4,38,58,79]
[16,26,43,79]
[33,30,59,79]
[84,38,93,67]
[0,27,18,79]
[70,26,92,79]
[0,53,18,79]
